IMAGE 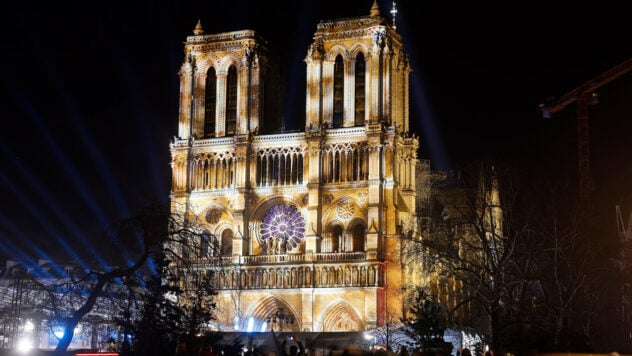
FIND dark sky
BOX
[1,0,632,263]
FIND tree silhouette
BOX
[5,204,219,355]
[403,287,451,354]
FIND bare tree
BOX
[407,161,539,353]
[531,183,601,351]
[402,286,452,354]
[370,304,408,352]
[539,217,593,349]
[2,204,219,355]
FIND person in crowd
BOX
[175,340,190,356]
[282,335,305,356]
[288,335,305,356]
[106,337,117,352]
[271,328,306,356]
[198,344,216,356]
[397,345,409,356]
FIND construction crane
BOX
[616,204,632,344]
[617,205,632,244]
[540,55,632,203]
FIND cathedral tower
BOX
[170,1,419,333]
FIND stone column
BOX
[344,58,355,127]
[305,40,324,130]
[216,73,227,136]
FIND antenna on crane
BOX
[390,1,398,30]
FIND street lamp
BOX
[363,332,374,351]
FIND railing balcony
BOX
[313,251,367,262]
[209,261,383,290]
[183,251,384,290]
[241,254,305,264]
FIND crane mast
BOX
[617,205,632,244]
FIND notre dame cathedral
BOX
[169,1,434,334]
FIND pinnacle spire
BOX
[193,19,204,35]
[370,0,380,16]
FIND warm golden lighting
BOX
[170,2,419,333]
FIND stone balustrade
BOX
[188,252,383,290]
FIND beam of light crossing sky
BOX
[4,85,137,270]
[394,4,451,171]
[410,79,450,171]
[99,20,170,205]
[5,87,138,268]
[0,144,113,267]
[29,64,135,264]
[4,21,137,265]
[0,239,53,279]
[0,217,66,279]
[0,171,91,271]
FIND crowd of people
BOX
[271,328,306,356]
[172,335,476,356]
[174,340,217,356]
[175,341,217,356]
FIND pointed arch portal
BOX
[246,296,301,332]
[320,300,363,331]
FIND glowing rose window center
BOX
[260,204,305,254]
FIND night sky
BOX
[1,0,632,263]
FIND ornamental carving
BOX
[243,44,259,67]
[336,198,354,220]
[323,193,334,205]
[307,39,324,59]
[373,28,386,50]
[249,194,259,207]
[333,311,359,331]
[357,192,368,205]
[205,208,222,224]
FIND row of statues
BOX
[265,236,295,255]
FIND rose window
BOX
[205,208,222,224]
[336,198,354,219]
[260,204,305,254]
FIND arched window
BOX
[226,65,237,135]
[221,229,233,256]
[351,224,365,252]
[354,53,365,126]
[333,55,344,128]
[331,225,343,252]
[259,154,267,185]
[334,152,341,182]
[204,67,217,137]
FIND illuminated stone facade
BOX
[169,2,421,332]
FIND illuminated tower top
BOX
[304,0,411,132]
[176,25,281,139]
